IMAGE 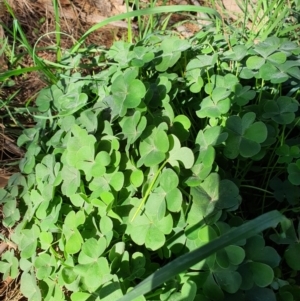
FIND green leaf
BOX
[223,44,247,61]
[100,215,113,235]
[78,237,107,264]
[19,225,40,259]
[2,198,20,227]
[186,54,218,70]
[246,56,265,69]
[116,210,283,301]
[196,95,231,118]
[225,245,245,266]
[171,115,191,141]
[111,75,146,116]
[62,267,78,285]
[181,280,197,300]
[167,134,194,169]
[65,229,83,255]
[254,37,280,58]
[285,243,300,270]
[233,84,256,106]
[263,96,298,124]
[160,168,179,192]
[21,273,42,301]
[71,292,91,301]
[224,112,267,159]
[249,262,274,287]
[288,160,300,185]
[156,37,190,72]
[196,126,228,152]
[245,287,276,301]
[203,273,224,301]
[188,173,241,224]
[120,111,147,148]
[186,69,204,93]
[267,52,286,64]
[166,188,182,213]
[128,209,173,251]
[0,250,19,280]
[138,125,169,167]
[214,270,242,293]
[61,165,81,197]
[34,253,56,280]
[130,169,144,188]
[74,257,111,291]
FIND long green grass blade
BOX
[0,66,45,81]
[52,0,62,62]
[71,5,221,53]
[117,210,283,301]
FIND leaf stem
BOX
[240,184,273,195]
[131,160,168,222]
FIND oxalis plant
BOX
[0,31,300,301]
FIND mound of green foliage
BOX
[1,31,300,301]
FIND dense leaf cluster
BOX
[0,32,300,300]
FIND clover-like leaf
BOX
[138,125,169,167]
[65,229,83,255]
[167,134,194,169]
[107,41,131,66]
[18,225,40,259]
[2,198,20,227]
[156,37,190,72]
[270,177,300,205]
[223,44,248,61]
[78,237,107,264]
[246,56,265,69]
[196,126,228,152]
[186,68,204,93]
[61,165,81,197]
[203,274,224,301]
[180,280,197,300]
[111,74,146,116]
[214,270,242,294]
[171,115,191,142]
[74,257,112,292]
[284,243,300,270]
[254,37,280,58]
[224,112,267,159]
[216,245,245,268]
[186,54,218,70]
[263,96,298,124]
[120,110,147,149]
[63,124,96,176]
[34,253,56,280]
[288,159,300,185]
[128,207,173,251]
[130,46,155,67]
[159,168,182,212]
[0,250,19,280]
[21,272,42,301]
[196,94,231,118]
[267,52,287,64]
[245,236,280,268]
[188,173,241,224]
[130,169,144,188]
[248,262,274,287]
[233,84,256,106]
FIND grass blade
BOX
[0,66,45,81]
[117,210,283,301]
[71,5,221,53]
